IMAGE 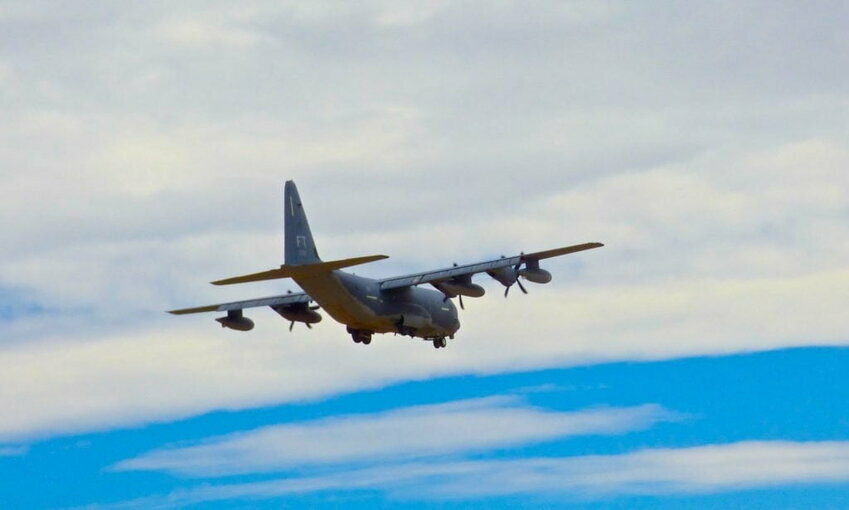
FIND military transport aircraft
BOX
[169,181,603,349]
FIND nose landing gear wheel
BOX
[432,337,448,349]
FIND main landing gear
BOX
[347,327,373,345]
[347,327,450,349]
[431,337,448,349]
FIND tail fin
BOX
[284,181,321,266]
[209,182,388,286]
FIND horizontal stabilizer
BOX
[211,254,389,286]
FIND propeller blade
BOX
[503,262,522,298]
[517,279,528,294]
[459,295,465,310]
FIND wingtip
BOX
[210,279,240,285]
[167,304,219,314]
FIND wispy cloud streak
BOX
[109,441,849,508]
[114,398,675,477]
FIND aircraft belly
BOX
[295,273,391,331]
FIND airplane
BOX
[169,181,603,349]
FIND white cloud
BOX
[106,441,849,507]
[113,398,673,477]
[429,441,849,498]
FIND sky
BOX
[1,0,848,508]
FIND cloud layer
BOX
[2,255,846,443]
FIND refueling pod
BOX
[215,310,255,331]
[519,267,552,284]
[519,259,552,284]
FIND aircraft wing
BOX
[167,291,311,315]
[378,242,603,291]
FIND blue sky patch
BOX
[0,287,47,321]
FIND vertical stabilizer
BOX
[284,181,321,266]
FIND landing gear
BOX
[394,316,417,338]
[432,337,448,349]
[347,327,373,345]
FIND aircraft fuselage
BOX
[295,270,460,340]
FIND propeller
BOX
[503,262,528,297]
[517,279,528,294]
[441,292,465,309]
[289,320,313,331]
[504,281,529,297]
[437,276,466,310]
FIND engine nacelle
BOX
[273,305,322,325]
[215,310,255,331]
[519,268,552,284]
[487,266,518,287]
[434,280,485,298]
